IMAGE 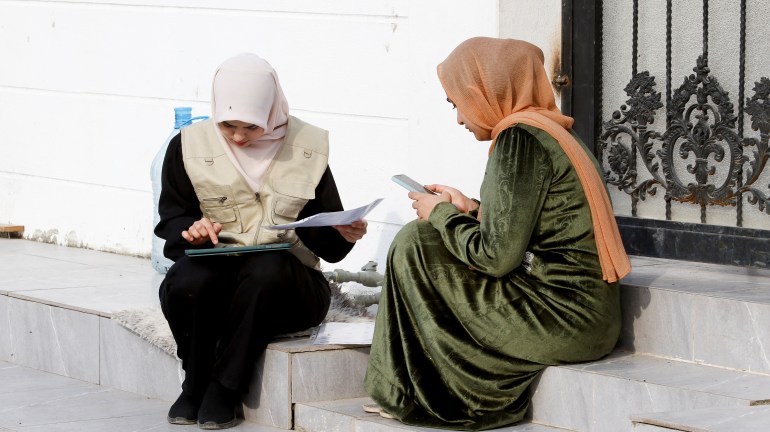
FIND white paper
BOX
[311,322,375,345]
[267,198,383,229]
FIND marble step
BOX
[0,290,181,401]
[530,351,770,432]
[631,406,770,432]
[5,241,770,431]
[1,292,371,430]
[294,397,577,432]
[6,301,371,430]
[241,338,370,429]
[104,317,373,430]
[618,256,770,374]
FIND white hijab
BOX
[211,53,289,191]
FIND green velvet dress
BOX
[364,124,621,430]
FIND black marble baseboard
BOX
[616,216,770,268]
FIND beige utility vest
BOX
[181,117,329,270]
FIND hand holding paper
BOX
[334,220,368,243]
[267,198,383,230]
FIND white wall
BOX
[500,0,562,103]
[0,0,562,272]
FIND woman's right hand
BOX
[426,184,479,214]
[182,217,223,246]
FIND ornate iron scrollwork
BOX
[600,56,770,223]
[600,71,665,206]
[660,56,743,214]
[740,77,770,214]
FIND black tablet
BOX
[185,243,292,257]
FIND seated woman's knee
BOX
[238,252,297,288]
[390,220,440,255]
[163,257,221,299]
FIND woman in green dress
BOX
[363,37,632,430]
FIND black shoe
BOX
[197,381,239,429]
[167,389,203,425]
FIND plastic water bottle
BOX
[150,107,193,274]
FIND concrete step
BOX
[631,406,770,431]
[618,256,770,374]
[530,351,770,432]
[294,397,576,432]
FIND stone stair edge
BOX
[552,350,770,402]
[294,397,578,432]
[580,349,770,378]
[530,351,770,432]
[629,405,770,432]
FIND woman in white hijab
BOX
[155,53,367,429]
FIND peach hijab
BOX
[437,37,630,283]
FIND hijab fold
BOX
[437,37,631,283]
[211,53,289,191]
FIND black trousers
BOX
[159,251,331,394]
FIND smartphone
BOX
[392,174,436,194]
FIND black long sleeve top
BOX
[154,133,355,263]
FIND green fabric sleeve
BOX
[428,126,553,277]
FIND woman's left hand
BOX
[408,191,451,220]
[333,220,368,243]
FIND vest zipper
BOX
[254,192,263,244]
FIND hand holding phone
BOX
[391,174,437,194]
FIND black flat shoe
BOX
[167,389,203,425]
[197,381,239,430]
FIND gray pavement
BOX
[0,360,281,431]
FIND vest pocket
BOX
[270,181,314,224]
[273,198,305,220]
[198,186,243,233]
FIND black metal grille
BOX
[599,0,770,226]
